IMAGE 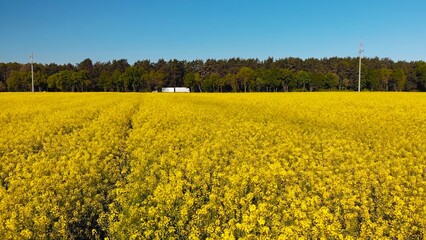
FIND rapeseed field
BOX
[0,92,425,239]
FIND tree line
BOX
[1,57,426,92]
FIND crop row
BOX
[0,93,425,239]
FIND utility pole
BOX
[30,53,34,93]
[358,38,364,92]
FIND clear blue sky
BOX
[1,0,425,64]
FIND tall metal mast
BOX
[358,38,364,92]
[30,53,34,92]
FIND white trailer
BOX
[161,87,190,93]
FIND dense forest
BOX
[1,57,426,92]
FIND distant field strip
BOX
[0,93,425,239]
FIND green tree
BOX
[111,59,130,73]
[6,71,30,91]
[120,66,145,92]
[77,58,94,79]
[324,73,340,90]
[0,63,7,83]
[391,68,407,91]
[47,70,74,91]
[99,70,112,91]
[112,70,123,91]
[415,62,426,91]
[47,72,60,91]
[32,71,48,91]
[2,57,426,92]
[146,70,165,91]
[261,68,280,92]
[0,81,6,91]
[253,68,268,92]
[184,72,197,92]
[310,73,325,91]
[75,71,91,91]
[295,70,310,91]
[237,67,255,92]
[204,73,221,92]
[165,59,185,89]
[379,68,393,91]
[224,73,237,92]
[364,69,380,91]
[184,72,202,92]
[277,68,294,92]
